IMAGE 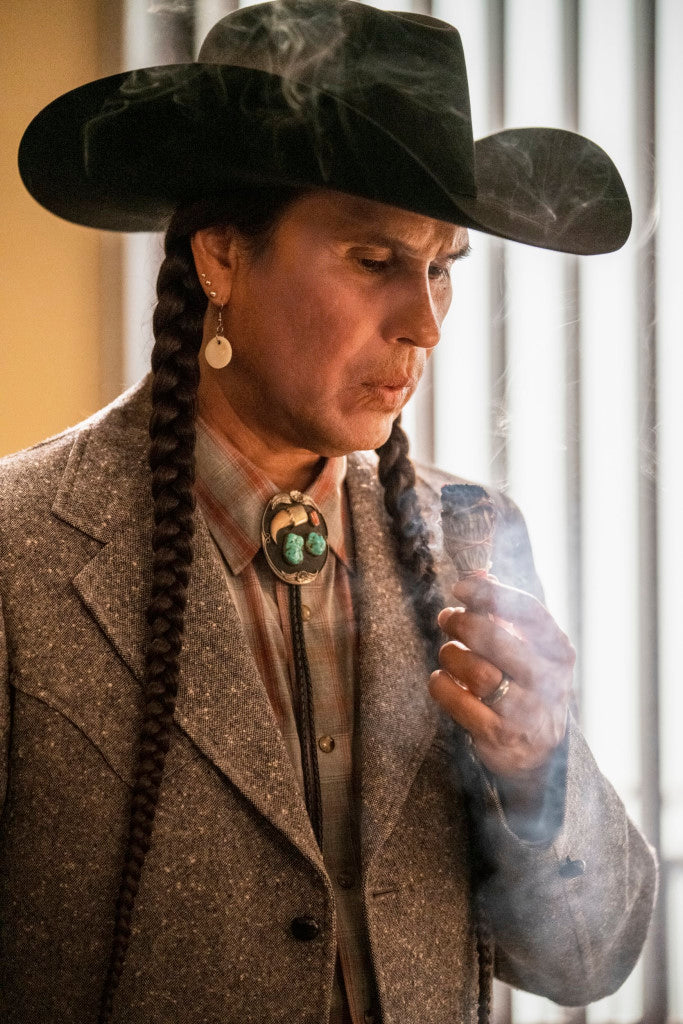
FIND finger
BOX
[439,608,545,687]
[433,662,542,729]
[452,577,575,664]
[428,670,566,776]
[438,641,506,701]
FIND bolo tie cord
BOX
[289,582,324,849]
[262,490,328,850]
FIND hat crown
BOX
[197,0,477,196]
[198,2,467,95]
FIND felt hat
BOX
[18,0,630,254]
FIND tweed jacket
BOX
[0,380,656,1024]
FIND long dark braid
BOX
[98,226,206,1023]
[375,419,494,1024]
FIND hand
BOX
[428,576,574,812]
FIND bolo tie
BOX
[261,490,329,848]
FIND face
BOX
[196,190,469,458]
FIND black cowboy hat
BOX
[19,0,630,254]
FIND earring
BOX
[204,304,232,369]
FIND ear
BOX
[190,226,240,307]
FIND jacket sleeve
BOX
[471,721,657,1004]
[472,491,658,1003]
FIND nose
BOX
[387,274,443,350]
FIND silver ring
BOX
[482,673,512,707]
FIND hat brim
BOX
[18,64,630,254]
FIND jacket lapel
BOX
[55,383,322,870]
[52,382,442,878]
[345,454,440,878]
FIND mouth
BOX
[361,376,418,410]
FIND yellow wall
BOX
[0,1,106,456]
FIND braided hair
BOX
[375,421,494,1023]
[99,186,492,1022]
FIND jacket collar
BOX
[53,379,439,877]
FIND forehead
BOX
[278,189,469,255]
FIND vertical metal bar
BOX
[564,0,585,731]
[488,0,508,493]
[122,0,195,389]
[487,4,511,1020]
[562,11,586,1020]
[97,0,126,405]
[634,0,667,1019]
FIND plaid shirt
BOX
[194,417,378,1024]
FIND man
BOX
[2,3,655,1022]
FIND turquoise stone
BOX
[283,532,304,565]
[305,532,327,556]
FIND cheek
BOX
[240,264,374,397]
[281,290,367,374]
[291,278,357,341]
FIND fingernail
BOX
[438,606,465,629]
[438,607,455,628]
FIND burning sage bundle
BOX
[440,484,497,580]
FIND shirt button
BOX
[318,735,335,753]
[301,604,312,621]
[336,870,355,890]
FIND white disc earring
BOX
[204,304,232,369]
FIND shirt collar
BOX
[194,416,351,576]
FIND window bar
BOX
[562,0,584,735]
[487,1,511,1020]
[634,1,667,1020]
[487,0,508,495]
[403,0,436,464]
[122,0,194,389]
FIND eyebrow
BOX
[446,243,472,262]
[348,233,472,262]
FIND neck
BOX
[198,376,324,493]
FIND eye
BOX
[429,263,452,281]
[358,257,390,273]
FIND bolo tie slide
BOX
[261,491,329,848]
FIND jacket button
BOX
[559,856,586,878]
[290,916,321,941]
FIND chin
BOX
[329,418,396,456]
[302,407,399,458]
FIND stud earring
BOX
[204,304,232,369]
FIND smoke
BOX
[198,0,470,121]
[147,1,192,12]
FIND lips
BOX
[360,374,419,413]
[363,375,418,391]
